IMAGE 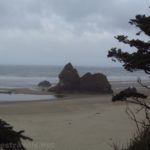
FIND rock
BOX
[55,63,80,91]
[79,73,112,93]
[38,80,51,87]
[51,63,112,94]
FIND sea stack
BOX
[55,63,80,91]
[79,72,112,93]
[50,63,113,93]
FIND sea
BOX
[0,65,149,89]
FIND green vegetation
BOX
[0,119,32,150]
[108,6,150,150]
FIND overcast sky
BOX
[0,0,149,66]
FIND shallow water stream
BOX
[0,93,56,102]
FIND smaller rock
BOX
[38,81,51,87]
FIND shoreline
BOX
[0,79,149,103]
[0,92,112,104]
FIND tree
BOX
[108,15,150,75]
[108,12,150,100]
[108,12,150,105]
[108,8,150,150]
[0,119,32,150]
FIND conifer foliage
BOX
[0,119,32,150]
[108,15,150,74]
[108,7,150,150]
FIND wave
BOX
[108,75,149,82]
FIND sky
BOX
[0,0,149,67]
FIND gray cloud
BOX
[0,0,149,66]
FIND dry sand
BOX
[0,94,145,150]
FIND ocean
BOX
[0,65,149,89]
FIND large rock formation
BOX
[50,63,112,94]
[55,63,80,91]
[80,73,112,93]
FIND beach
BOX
[0,93,146,150]
[0,65,149,150]
[0,1,149,149]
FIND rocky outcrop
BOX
[79,73,112,93]
[55,63,80,91]
[50,63,112,94]
[38,80,51,87]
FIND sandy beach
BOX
[0,93,146,150]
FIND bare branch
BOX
[137,78,150,89]
[125,104,141,133]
